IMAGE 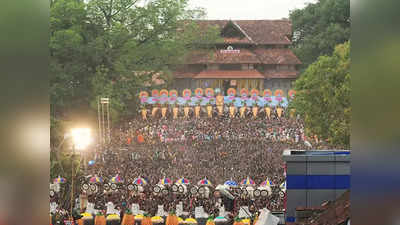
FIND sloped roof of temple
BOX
[195,19,293,45]
[181,20,301,65]
[193,70,265,79]
[174,20,301,79]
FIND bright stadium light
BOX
[71,128,92,150]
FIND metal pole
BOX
[98,97,101,148]
[107,99,110,144]
[101,102,105,146]
[70,145,75,219]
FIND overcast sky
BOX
[188,0,317,20]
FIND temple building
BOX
[169,20,302,95]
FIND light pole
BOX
[70,128,92,219]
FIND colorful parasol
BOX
[241,219,251,225]
[280,181,286,190]
[198,178,212,186]
[135,215,144,221]
[89,175,103,183]
[53,176,66,184]
[185,218,198,224]
[106,214,120,220]
[159,177,171,185]
[133,177,147,185]
[224,179,238,187]
[151,216,164,223]
[260,178,273,187]
[240,177,255,186]
[111,174,124,183]
[176,177,190,185]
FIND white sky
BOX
[188,0,318,20]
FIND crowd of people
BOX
[52,109,327,221]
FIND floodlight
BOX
[71,128,92,150]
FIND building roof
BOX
[264,71,298,79]
[184,48,301,65]
[186,49,261,64]
[193,70,265,79]
[174,70,198,78]
[294,191,350,225]
[196,20,292,45]
[254,48,302,65]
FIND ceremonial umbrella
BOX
[110,174,124,183]
[260,178,273,187]
[198,177,212,186]
[133,177,148,185]
[224,179,238,187]
[158,177,171,185]
[175,177,190,185]
[185,218,197,224]
[280,181,286,191]
[240,177,255,186]
[53,176,66,184]
[89,175,103,183]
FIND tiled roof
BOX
[196,20,292,45]
[254,48,302,65]
[186,49,262,64]
[184,48,301,65]
[294,191,350,225]
[222,37,254,44]
[193,70,265,79]
[174,70,198,78]
[264,71,298,79]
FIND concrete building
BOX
[282,150,351,223]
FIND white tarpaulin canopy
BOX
[255,208,279,225]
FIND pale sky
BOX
[188,0,317,20]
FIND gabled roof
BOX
[193,70,265,79]
[196,20,292,45]
[186,48,262,64]
[254,48,302,65]
[185,48,301,65]
[264,71,298,79]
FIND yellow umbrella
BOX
[106,214,120,220]
[135,214,144,221]
[241,219,251,225]
[81,212,93,219]
[185,218,198,224]
[151,216,164,223]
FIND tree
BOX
[290,0,350,69]
[50,0,219,122]
[290,42,350,148]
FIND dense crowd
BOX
[52,110,327,220]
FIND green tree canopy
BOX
[50,0,219,122]
[290,0,350,69]
[290,42,350,148]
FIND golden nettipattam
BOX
[229,106,236,118]
[173,107,178,119]
[195,106,201,118]
[206,105,212,118]
[152,107,159,117]
[265,107,271,119]
[240,106,246,118]
[161,107,167,118]
[252,107,258,118]
[276,107,283,118]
